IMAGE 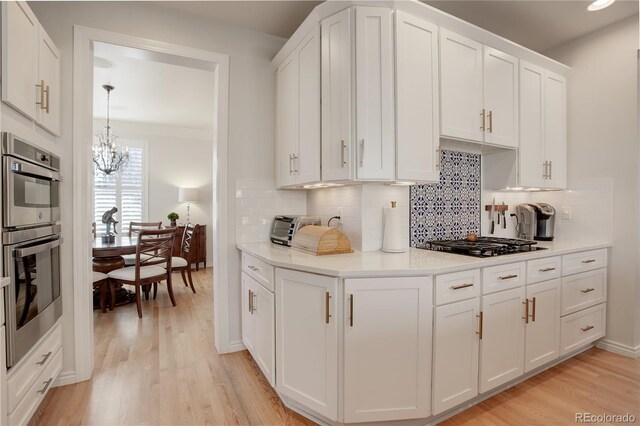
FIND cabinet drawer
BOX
[562,249,607,276]
[435,269,480,305]
[242,252,275,292]
[560,303,606,356]
[7,323,62,412]
[561,269,607,316]
[482,262,526,294]
[8,347,62,426]
[527,256,561,284]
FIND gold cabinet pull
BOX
[325,291,331,324]
[581,325,595,332]
[530,297,536,322]
[476,311,483,339]
[248,289,253,313]
[435,148,441,169]
[37,378,53,395]
[341,140,347,167]
[44,84,50,113]
[522,299,529,324]
[36,80,45,109]
[451,283,473,290]
[36,351,52,366]
[581,288,595,294]
[539,267,556,272]
[252,290,257,313]
[487,110,493,133]
[581,259,596,264]
[480,109,486,131]
[499,274,518,280]
[359,139,365,167]
[348,294,354,327]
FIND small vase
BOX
[170,220,177,227]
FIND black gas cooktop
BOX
[416,237,547,258]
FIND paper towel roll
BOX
[382,204,406,253]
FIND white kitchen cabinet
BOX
[560,303,606,356]
[1,1,61,135]
[479,287,526,393]
[432,298,480,415]
[241,272,275,386]
[525,279,561,372]
[1,1,39,120]
[440,29,484,143]
[440,29,518,148]
[275,268,338,421]
[344,276,432,422]
[483,47,518,148]
[321,8,352,182]
[275,27,321,188]
[395,11,440,183]
[354,6,395,180]
[520,61,566,189]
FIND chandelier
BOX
[93,84,129,175]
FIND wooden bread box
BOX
[291,225,353,256]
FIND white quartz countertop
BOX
[0,277,10,289]
[237,240,612,278]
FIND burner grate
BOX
[417,237,546,258]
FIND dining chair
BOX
[123,221,162,266]
[169,223,199,294]
[92,271,110,313]
[107,228,176,318]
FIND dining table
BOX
[92,236,139,308]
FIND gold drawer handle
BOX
[37,378,53,394]
[451,283,473,290]
[476,311,483,339]
[499,274,518,280]
[581,288,595,294]
[247,265,259,272]
[325,291,331,324]
[581,325,595,332]
[522,299,529,324]
[581,259,596,264]
[539,267,556,272]
[36,351,52,366]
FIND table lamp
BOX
[178,187,199,223]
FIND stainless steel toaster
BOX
[270,215,321,246]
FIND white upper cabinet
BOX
[395,11,440,183]
[344,276,432,422]
[1,1,39,121]
[321,8,352,182]
[275,27,320,188]
[440,29,484,143]
[440,29,519,148]
[354,6,395,180]
[1,1,61,136]
[483,47,518,148]
[520,61,567,189]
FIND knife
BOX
[490,198,495,234]
[502,202,507,229]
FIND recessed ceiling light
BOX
[94,57,114,68]
[587,0,615,12]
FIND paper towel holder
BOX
[382,200,406,253]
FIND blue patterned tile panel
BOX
[410,150,481,246]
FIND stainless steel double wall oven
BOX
[2,133,62,369]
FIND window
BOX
[93,139,148,235]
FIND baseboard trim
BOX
[53,370,78,388]
[597,339,640,358]
[226,339,246,353]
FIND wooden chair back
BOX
[180,223,200,262]
[135,229,176,279]
[128,221,162,237]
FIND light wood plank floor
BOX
[32,268,639,425]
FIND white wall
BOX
[545,15,640,355]
[29,1,286,377]
[93,120,215,266]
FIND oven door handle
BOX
[14,238,63,258]
[7,158,60,182]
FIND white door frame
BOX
[72,25,230,382]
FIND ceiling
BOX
[93,42,215,129]
[154,0,638,53]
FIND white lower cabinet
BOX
[432,298,480,415]
[560,304,606,356]
[241,272,275,386]
[275,268,338,421]
[1,325,6,423]
[479,287,526,393]
[524,279,561,372]
[344,277,432,422]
